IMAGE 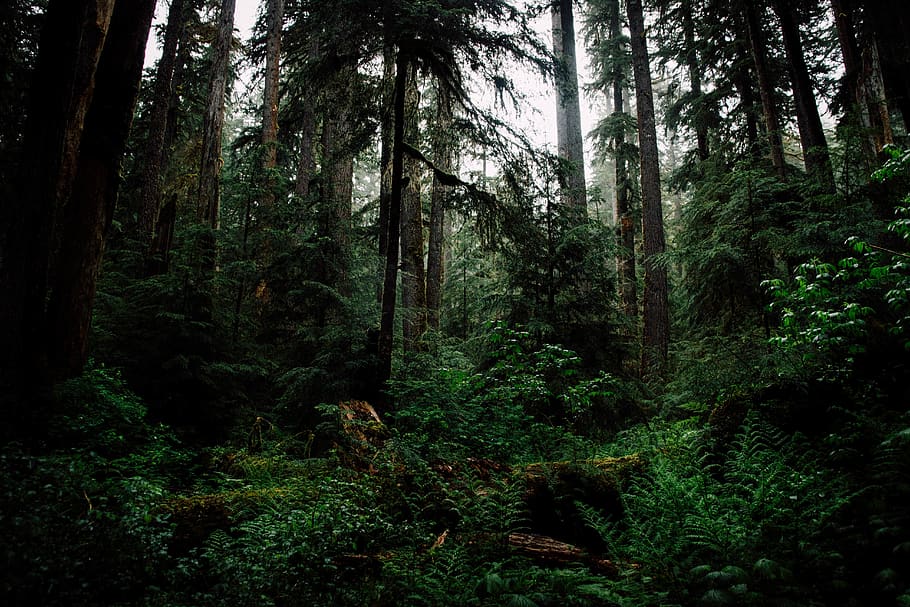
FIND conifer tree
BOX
[627,0,669,374]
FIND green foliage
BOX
[1,368,186,607]
[388,323,639,462]
[587,417,850,606]
[764,147,910,383]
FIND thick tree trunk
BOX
[260,0,284,207]
[321,92,354,299]
[610,0,637,321]
[771,0,835,191]
[627,0,669,376]
[743,0,786,178]
[0,0,115,387]
[551,0,587,224]
[293,38,319,203]
[427,85,453,332]
[45,0,157,379]
[831,0,878,166]
[862,0,910,132]
[377,50,409,392]
[400,65,427,352]
[197,0,236,230]
[137,0,188,251]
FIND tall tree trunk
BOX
[321,86,354,300]
[377,42,396,303]
[681,0,709,160]
[400,65,427,352]
[377,49,409,392]
[46,0,157,379]
[743,0,786,178]
[627,0,669,375]
[831,0,877,165]
[861,0,910,132]
[260,0,284,207]
[137,0,188,252]
[197,0,236,230]
[0,0,115,388]
[293,39,319,201]
[427,84,454,332]
[771,0,835,191]
[730,16,761,158]
[552,0,587,224]
[609,0,637,320]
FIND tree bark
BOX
[197,0,236,230]
[743,0,786,178]
[609,0,637,321]
[771,0,834,191]
[681,0,709,160]
[136,0,188,252]
[861,0,910,132]
[551,0,587,224]
[377,49,409,392]
[0,0,115,386]
[320,85,354,299]
[427,85,454,332]
[293,40,319,201]
[400,64,427,352]
[45,0,157,379]
[260,0,284,207]
[627,0,669,376]
[377,42,396,303]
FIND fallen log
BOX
[508,532,625,576]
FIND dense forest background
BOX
[1,0,910,605]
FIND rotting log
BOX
[508,532,628,576]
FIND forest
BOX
[1,0,909,605]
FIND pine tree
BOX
[627,0,669,374]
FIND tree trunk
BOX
[771,0,834,191]
[681,0,709,160]
[400,64,427,352]
[197,0,236,230]
[610,0,637,321]
[45,0,157,380]
[321,87,354,300]
[293,39,319,202]
[861,0,910,132]
[551,0,587,224]
[136,0,188,252]
[627,0,669,376]
[427,85,454,332]
[377,50,409,393]
[743,0,786,178]
[0,0,115,387]
[260,0,284,207]
[377,42,396,303]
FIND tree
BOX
[627,0,669,374]
[400,64,427,352]
[743,0,786,177]
[260,0,284,207]
[136,0,190,260]
[552,0,588,223]
[830,0,892,161]
[770,0,835,191]
[197,0,236,232]
[427,84,455,331]
[585,0,637,320]
[45,0,158,378]
[0,0,115,388]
